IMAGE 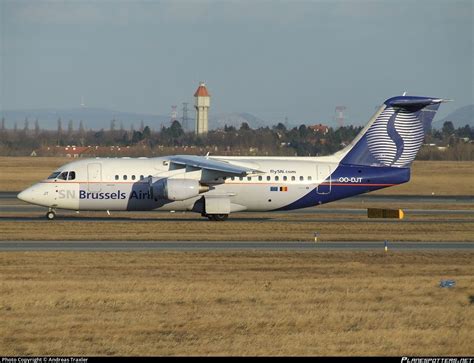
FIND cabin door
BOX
[316,165,331,194]
[87,163,102,192]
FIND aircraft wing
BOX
[168,155,261,176]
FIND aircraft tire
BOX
[207,214,228,222]
[46,211,56,220]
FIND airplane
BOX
[17,96,447,221]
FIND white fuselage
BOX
[18,156,340,213]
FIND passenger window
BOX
[231,177,235,181]
[115,175,119,181]
[239,177,243,181]
[308,176,312,181]
[247,177,251,181]
[58,171,68,180]
[132,175,136,180]
[67,171,76,180]
[140,175,144,180]
[283,176,287,181]
[266,176,271,181]
[299,176,304,181]
[258,176,262,181]
[123,175,127,181]
[291,176,296,181]
[275,176,279,181]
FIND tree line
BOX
[0,117,472,160]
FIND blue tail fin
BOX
[338,96,447,167]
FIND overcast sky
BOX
[1,0,472,125]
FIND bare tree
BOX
[57,118,62,133]
[79,120,86,146]
[79,120,85,136]
[57,118,63,145]
[68,120,74,137]
[34,119,40,136]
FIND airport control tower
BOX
[194,82,210,135]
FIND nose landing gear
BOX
[46,209,56,220]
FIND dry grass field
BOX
[0,157,68,192]
[375,160,473,196]
[1,214,473,241]
[0,157,473,195]
[0,251,472,356]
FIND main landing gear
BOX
[46,209,56,220]
[206,214,229,222]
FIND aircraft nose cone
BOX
[17,187,35,203]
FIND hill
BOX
[434,104,473,128]
[209,112,267,130]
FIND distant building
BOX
[194,82,210,135]
[42,145,91,158]
[38,145,149,157]
[308,124,329,135]
[63,146,90,158]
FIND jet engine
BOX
[150,178,209,201]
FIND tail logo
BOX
[366,107,424,167]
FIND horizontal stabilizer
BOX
[385,96,449,108]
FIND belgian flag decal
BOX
[270,186,288,192]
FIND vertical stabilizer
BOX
[336,96,446,167]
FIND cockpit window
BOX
[47,171,76,180]
[47,172,61,179]
[57,171,68,180]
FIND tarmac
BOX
[1,192,473,219]
[1,192,472,251]
[0,240,473,251]
[2,191,474,203]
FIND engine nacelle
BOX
[150,178,208,201]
